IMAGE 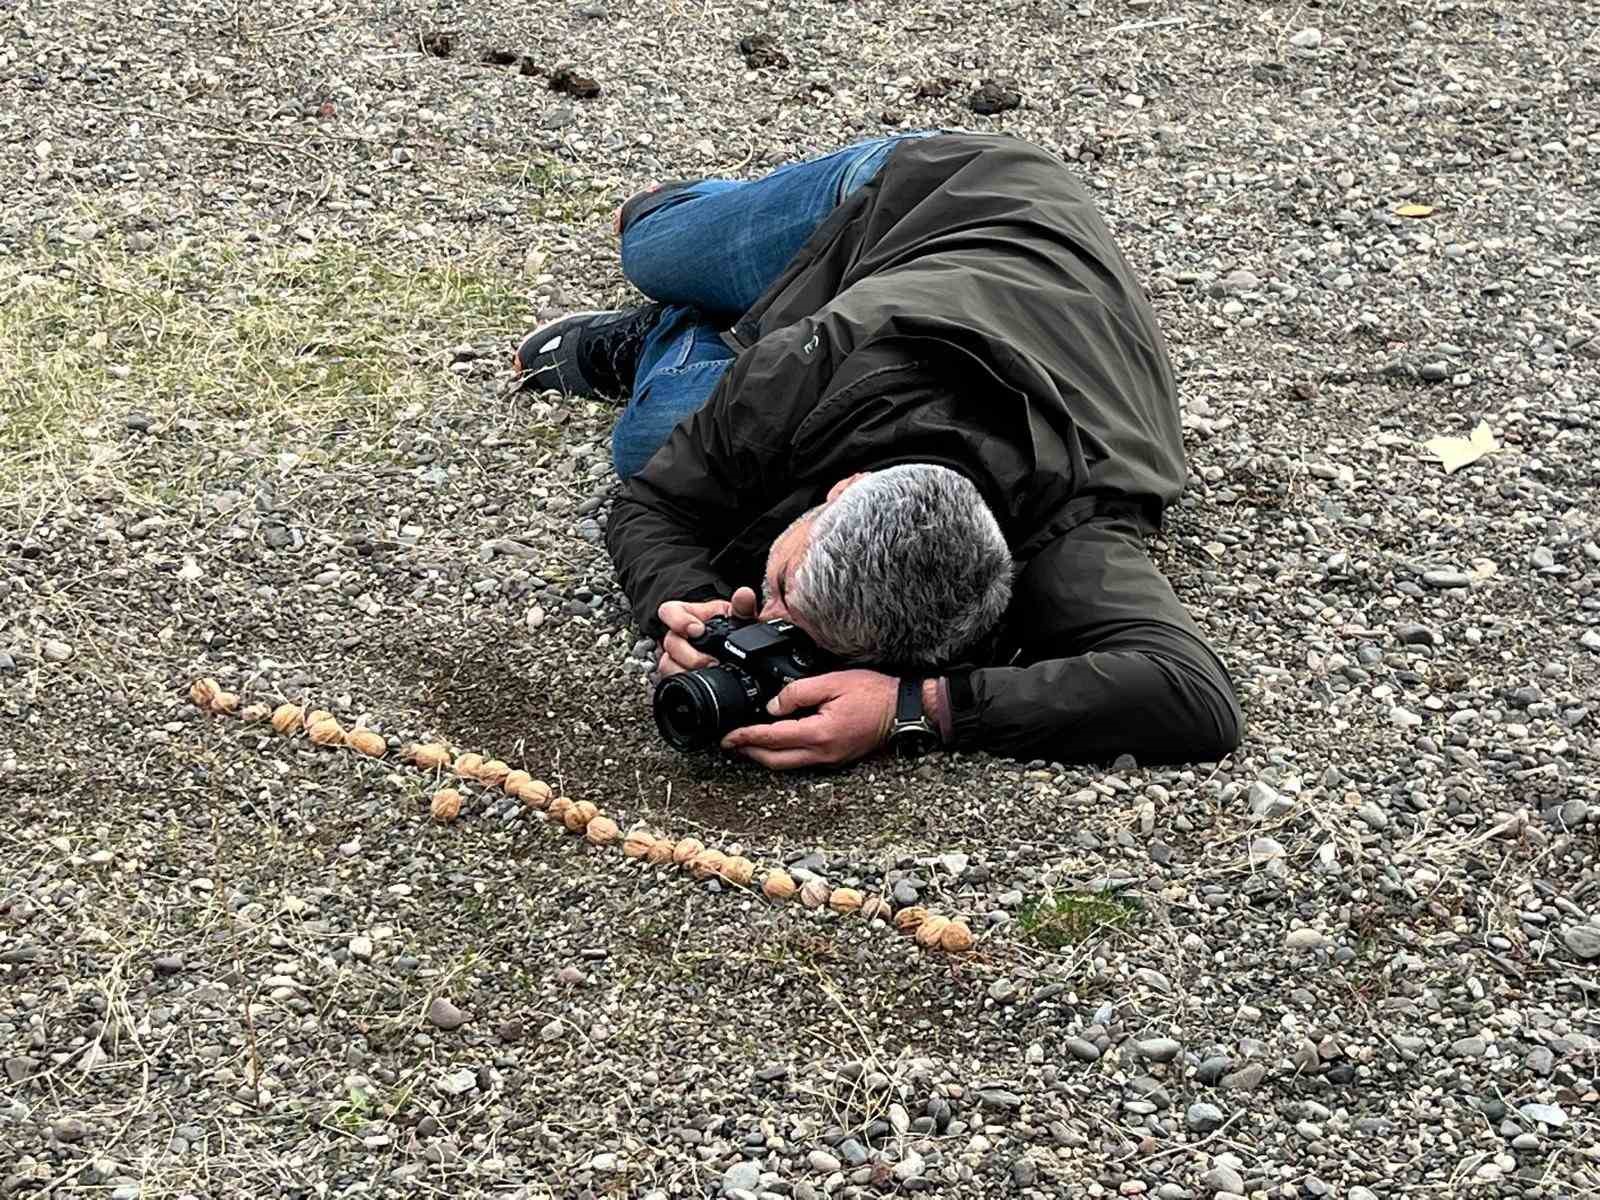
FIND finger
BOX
[662,632,716,671]
[655,652,684,678]
[730,586,758,619]
[657,600,697,636]
[721,716,828,752]
[768,674,843,717]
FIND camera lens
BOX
[653,665,759,751]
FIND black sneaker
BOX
[512,303,665,399]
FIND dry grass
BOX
[0,222,529,521]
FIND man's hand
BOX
[720,669,898,770]
[655,587,758,678]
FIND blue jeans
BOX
[611,132,938,478]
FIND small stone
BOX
[1221,1063,1266,1092]
[349,936,374,961]
[1452,1036,1487,1058]
[434,1069,476,1097]
[1011,1157,1039,1187]
[723,1162,761,1193]
[426,996,468,1030]
[892,1151,925,1182]
[836,1137,868,1166]
[1422,570,1470,589]
[979,1088,1024,1110]
[41,639,73,663]
[1203,1165,1244,1194]
[1356,802,1388,830]
[1518,1102,1567,1128]
[1395,623,1437,646]
[1134,1038,1182,1063]
[153,954,184,975]
[1194,1056,1232,1085]
[1420,361,1450,382]
[807,1150,840,1174]
[1285,928,1325,951]
[1525,1046,1555,1076]
[988,978,1020,1004]
[52,1116,88,1142]
[1561,925,1600,960]
[1185,1102,1225,1133]
[1066,1037,1101,1063]
[1289,27,1323,48]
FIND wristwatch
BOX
[889,677,942,757]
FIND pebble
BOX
[1134,1037,1182,1063]
[153,954,184,975]
[52,1117,88,1142]
[807,1150,840,1173]
[1518,1102,1567,1128]
[426,996,468,1030]
[1185,1102,1225,1133]
[1356,802,1388,830]
[1562,925,1600,960]
[41,639,73,663]
[1289,27,1323,48]
[978,1088,1024,1110]
[1066,1037,1101,1063]
[1202,1165,1244,1194]
[434,1068,476,1097]
[1285,928,1325,951]
[1422,569,1470,588]
[1012,1158,1039,1187]
[723,1161,761,1193]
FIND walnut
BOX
[585,815,620,846]
[563,800,598,832]
[671,837,704,865]
[210,690,239,715]
[430,789,462,822]
[894,906,930,934]
[241,703,271,723]
[502,769,532,796]
[645,838,677,866]
[718,855,755,887]
[408,743,451,770]
[799,879,831,909]
[477,759,511,788]
[345,729,386,758]
[622,829,656,859]
[761,870,798,901]
[306,709,334,726]
[515,778,553,809]
[548,796,573,821]
[828,887,864,915]
[307,717,344,746]
[914,915,951,949]
[938,920,975,954]
[270,704,305,735]
[189,678,221,708]
[861,896,892,922]
[453,752,485,780]
[689,849,728,880]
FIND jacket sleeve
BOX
[944,516,1243,765]
[603,321,823,640]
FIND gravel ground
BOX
[2,0,1598,1197]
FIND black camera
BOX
[653,617,832,751]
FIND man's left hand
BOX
[720,670,897,769]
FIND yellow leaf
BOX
[1395,203,1435,218]
[1423,421,1498,474]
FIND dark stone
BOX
[969,80,1022,115]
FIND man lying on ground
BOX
[513,130,1243,769]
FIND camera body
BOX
[652,616,831,751]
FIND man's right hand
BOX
[656,587,758,678]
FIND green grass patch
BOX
[0,224,529,512]
[1017,891,1142,949]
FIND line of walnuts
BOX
[188,677,976,955]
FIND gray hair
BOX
[789,464,1013,667]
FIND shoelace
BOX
[582,307,659,390]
